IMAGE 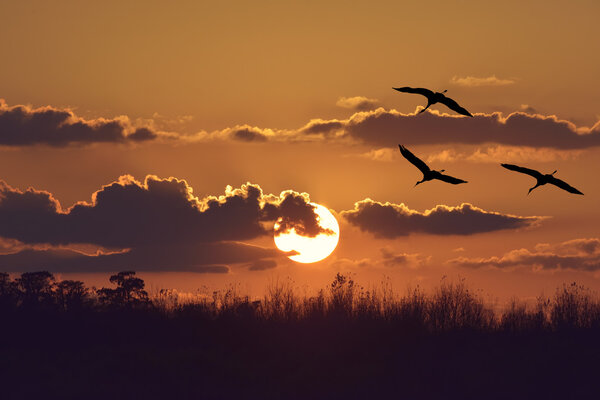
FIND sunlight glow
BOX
[273,203,340,263]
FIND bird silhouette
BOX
[392,87,473,117]
[500,163,583,195]
[398,145,468,186]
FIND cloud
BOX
[328,248,425,270]
[0,245,240,273]
[230,125,269,142]
[337,109,600,150]
[348,148,397,162]
[336,96,380,111]
[520,104,538,114]
[0,99,158,147]
[426,145,583,164]
[380,248,424,268]
[450,75,515,87]
[341,200,544,238]
[449,238,600,271]
[0,176,330,272]
[212,109,600,150]
[300,119,344,135]
[246,259,278,271]
[273,192,335,237]
[5,99,600,151]
[0,176,334,247]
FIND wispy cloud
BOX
[348,148,397,162]
[336,96,380,111]
[449,238,600,271]
[450,75,515,87]
[426,146,583,164]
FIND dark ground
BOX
[2,310,600,400]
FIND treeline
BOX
[0,270,150,312]
[2,270,600,332]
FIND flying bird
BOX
[398,145,468,186]
[392,87,473,117]
[500,163,583,195]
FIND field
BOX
[1,271,600,399]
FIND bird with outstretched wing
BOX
[399,145,467,186]
[501,163,583,195]
[393,86,473,117]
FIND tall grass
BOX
[149,274,600,333]
[4,270,600,332]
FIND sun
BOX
[273,203,340,263]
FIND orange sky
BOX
[1,0,600,303]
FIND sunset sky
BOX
[1,0,600,303]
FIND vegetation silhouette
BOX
[2,270,600,399]
[399,144,468,186]
[501,163,584,195]
[393,86,474,117]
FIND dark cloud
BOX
[230,126,268,142]
[0,101,158,147]
[273,192,334,237]
[338,109,600,149]
[0,241,282,273]
[0,176,330,272]
[301,120,344,135]
[6,99,600,151]
[287,109,599,149]
[0,176,332,247]
[341,200,543,238]
[128,127,158,142]
[246,259,278,271]
[449,238,600,271]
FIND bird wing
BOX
[437,173,468,185]
[439,96,473,117]
[398,145,430,174]
[548,176,584,195]
[501,163,543,179]
[392,87,434,98]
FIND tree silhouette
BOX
[55,280,89,311]
[15,271,56,308]
[97,271,150,308]
[0,272,16,311]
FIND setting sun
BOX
[273,203,340,263]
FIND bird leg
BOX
[527,183,541,195]
[418,102,432,114]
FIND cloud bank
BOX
[3,99,600,151]
[0,176,328,272]
[225,109,600,150]
[0,100,158,147]
[341,200,544,238]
